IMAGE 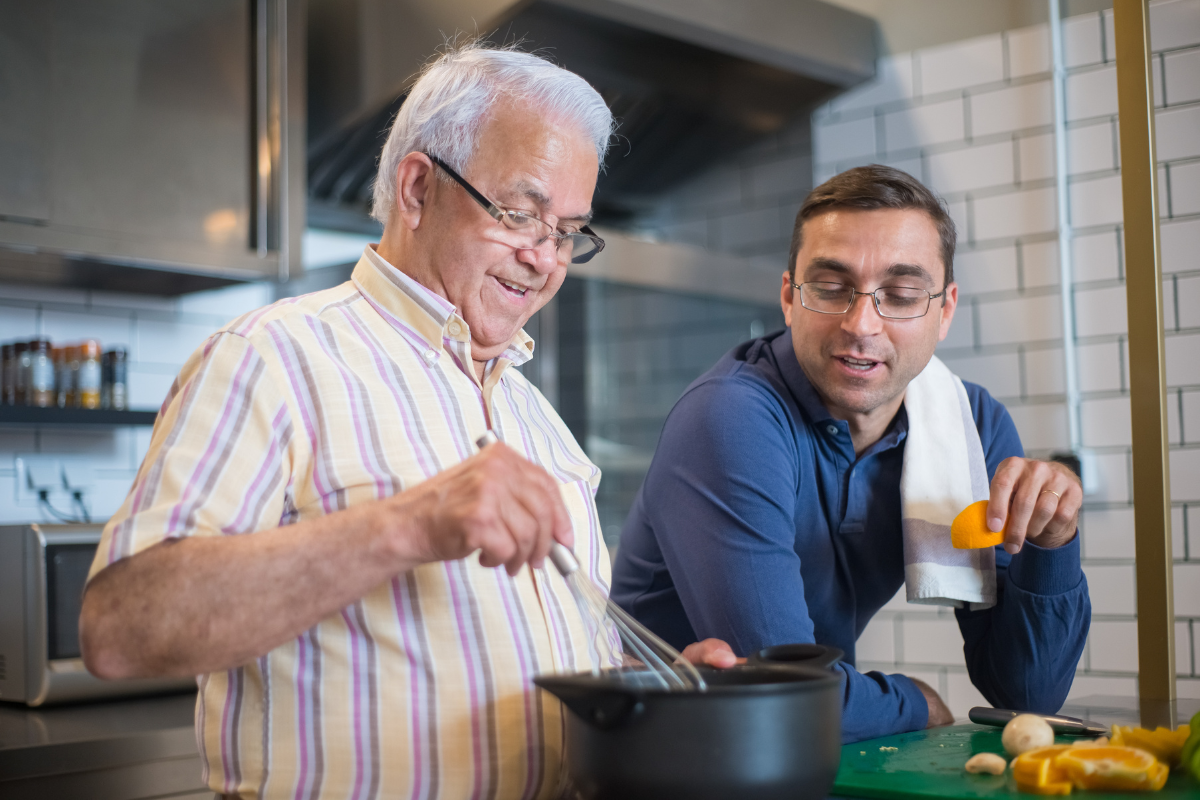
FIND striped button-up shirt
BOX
[89,247,612,800]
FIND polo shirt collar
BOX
[767,330,908,452]
[351,245,535,368]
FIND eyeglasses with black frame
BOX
[425,154,605,265]
[792,280,946,320]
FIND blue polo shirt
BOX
[610,330,1090,743]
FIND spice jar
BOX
[15,342,31,407]
[101,347,128,410]
[55,346,73,407]
[27,339,55,407]
[1,343,13,405]
[78,340,102,409]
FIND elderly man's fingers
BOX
[680,638,742,669]
[986,457,1023,534]
[496,492,542,576]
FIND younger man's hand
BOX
[987,457,1081,554]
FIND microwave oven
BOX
[0,523,195,706]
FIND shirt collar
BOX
[351,245,535,368]
[767,331,908,450]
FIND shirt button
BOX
[423,349,438,363]
[826,425,839,435]
[447,321,461,336]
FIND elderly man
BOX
[612,165,1091,743]
[81,45,731,800]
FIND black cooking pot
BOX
[533,644,844,800]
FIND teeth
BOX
[843,357,875,370]
[499,279,527,295]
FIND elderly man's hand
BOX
[385,439,574,575]
[909,676,954,727]
[987,457,1081,554]
[680,638,742,669]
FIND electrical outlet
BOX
[15,456,61,503]
[14,455,96,522]
[61,461,95,492]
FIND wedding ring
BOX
[1040,490,1061,498]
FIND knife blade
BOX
[968,707,1109,736]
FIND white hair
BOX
[371,43,614,224]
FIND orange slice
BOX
[951,500,1005,549]
[1013,745,1073,794]
[1055,745,1168,792]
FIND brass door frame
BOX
[1112,0,1176,728]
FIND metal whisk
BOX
[475,431,705,692]
[548,542,706,691]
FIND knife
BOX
[968,707,1109,736]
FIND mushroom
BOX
[1002,714,1055,756]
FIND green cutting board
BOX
[831,723,1200,800]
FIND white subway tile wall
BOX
[0,281,275,524]
[813,0,1200,712]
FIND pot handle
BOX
[750,643,845,670]
[540,683,645,731]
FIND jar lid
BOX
[80,339,102,357]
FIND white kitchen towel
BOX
[900,355,997,610]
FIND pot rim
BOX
[533,663,841,696]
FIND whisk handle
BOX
[474,432,578,578]
[549,542,580,576]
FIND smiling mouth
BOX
[496,277,528,297]
[837,356,880,372]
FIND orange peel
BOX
[1055,745,1169,791]
[1013,744,1170,794]
[951,500,1005,550]
[1013,745,1073,795]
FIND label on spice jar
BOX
[78,360,101,392]
[31,358,55,391]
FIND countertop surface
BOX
[0,691,197,783]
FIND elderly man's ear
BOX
[393,153,435,230]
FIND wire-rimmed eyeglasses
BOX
[425,154,605,265]
[793,281,946,320]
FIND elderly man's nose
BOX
[516,239,561,273]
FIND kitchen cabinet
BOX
[0,0,305,295]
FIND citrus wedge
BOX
[951,500,1005,549]
[1055,745,1169,792]
[1013,745,1073,795]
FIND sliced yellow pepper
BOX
[1109,724,1191,767]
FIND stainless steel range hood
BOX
[307,0,877,226]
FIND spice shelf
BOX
[0,406,158,427]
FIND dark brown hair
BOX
[788,164,956,287]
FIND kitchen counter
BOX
[0,690,206,799]
[0,691,1194,799]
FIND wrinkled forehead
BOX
[470,101,599,214]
